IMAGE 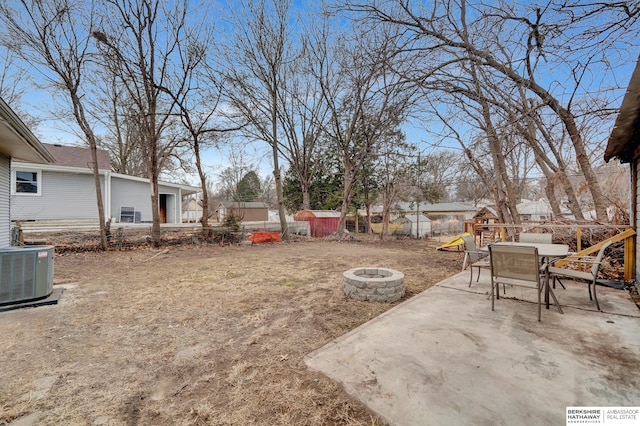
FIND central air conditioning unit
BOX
[0,245,54,305]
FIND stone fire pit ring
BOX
[343,267,405,302]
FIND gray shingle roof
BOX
[42,143,111,170]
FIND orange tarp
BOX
[249,232,282,244]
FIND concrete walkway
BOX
[305,270,640,426]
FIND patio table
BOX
[484,242,569,311]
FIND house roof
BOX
[109,172,200,195]
[403,214,431,223]
[0,97,54,163]
[218,201,269,209]
[397,201,477,213]
[474,206,498,218]
[182,197,203,209]
[300,210,341,218]
[605,56,640,163]
[516,199,551,215]
[42,143,111,170]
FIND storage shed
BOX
[294,210,340,237]
[394,214,432,238]
[216,201,269,222]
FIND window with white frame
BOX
[13,169,41,195]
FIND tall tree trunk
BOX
[379,202,390,241]
[338,161,355,234]
[150,134,161,247]
[194,139,209,229]
[301,180,311,210]
[515,117,563,219]
[365,0,608,220]
[70,92,108,250]
[271,77,288,238]
[534,118,586,220]
[477,53,608,220]
[150,178,161,247]
[470,64,520,225]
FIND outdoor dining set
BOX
[462,233,613,321]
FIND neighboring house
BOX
[11,143,199,224]
[356,205,384,217]
[396,201,477,221]
[216,201,269,222]
[516,199,552,222]
[517,198,573,222]
[604,57,640,284]
[182,195,204,223]
[0,98,55,247]
[395,201,476,235]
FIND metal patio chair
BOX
[489,244,543,321]
[548,240,613,311]
[461,234,490,287]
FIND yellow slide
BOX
[436,232,471,251]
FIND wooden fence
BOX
[466,222,635,281]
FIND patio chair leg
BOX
[554,277,566,290]
[469,267,473,287]
[537,282,541,322]
[587,281,593,301]
[592,279,600,311]
[491,279,495,311]
[547,286,563,314]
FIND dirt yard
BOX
[0,237,462,425]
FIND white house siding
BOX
[110,177,182,223]
[0,155,10,247]
[11,170,105,221]
[110,177,151,222]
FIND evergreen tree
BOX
[235,171,262,202]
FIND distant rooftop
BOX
[397,201,477,213]
[219,201,269,209]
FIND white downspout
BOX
[105,170,111,222]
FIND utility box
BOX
[0,245,54,304]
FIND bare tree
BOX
[0,49,30,117]
[154,23,243,229]
[374,131,414,240]
[456,174,491,207]
[276,17,331,210]
[220,0,294,237]
[1,0,109,249]
[92,0,190,247]
[345,0,620,221]
[216,149,256,202]
[310,21,415,233]
[89,74,149,177]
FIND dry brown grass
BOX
[0,237,462,425]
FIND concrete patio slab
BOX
[305,271,640,426]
